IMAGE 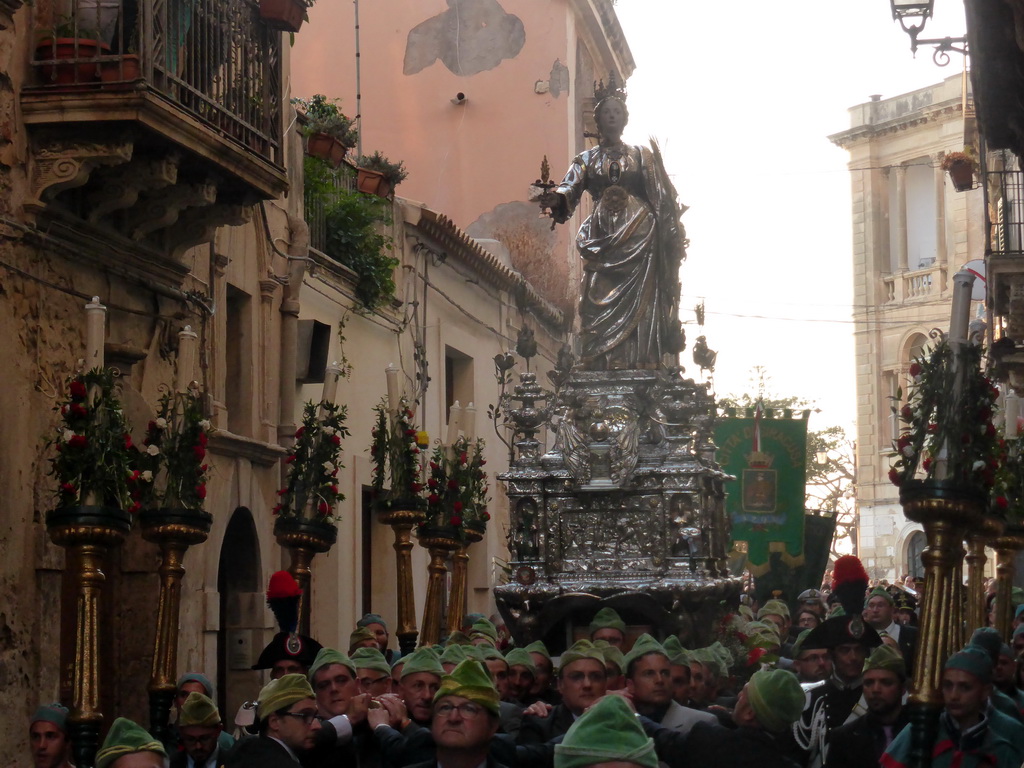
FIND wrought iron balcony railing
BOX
[987,148,1024,259]
[29,0,283,166]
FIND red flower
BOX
[68,434,87,449]
[996,496,1010,510]
[428,493,440,505]
[123,433,133,450]
[147,420,158,432]
[285,454,296,464]
[450,516,462,526]
[277,488,288,496]
[295,427,305,438]
[405,409,414,419]
[430,461,440,471]
[483,512,491,521]
[61,482,76,494]
[453,501,463,513]
[986,423,997,438]
[428,478,439,489]
[129,501,141,514]
[460,452,468,465]
[927,423,938,433]
[69,380,87,401]
[330,485,339,495]
[195,484,207,500]
[273,504,282,515]
[200,464,208,472]
[410,482,423,493]
[332,435,342,446]
[198,431,208,447]
[900,406,912,421]
[888,467,903,486]
[922,457,933,472]
[318,501,330,515]
[896,433,911,449]
[71,404,88,418]
[193,446,206,461]
[447,479,459,489]
[909,363,922,377]
[746,647,768,666]
[480,459,486,466]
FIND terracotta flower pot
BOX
[35,38,110,85]
[259,0,307,33]
[946,160,974,192]
[99,54,141,85]
[357,167,392,198]
[306,132,347,168]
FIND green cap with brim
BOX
[308,647,356,681]
[95,718,166,768]
[348,627,377,654]
[622,633,668,676]
[588,607,627,635]
[863,644,907,680]
[945,646,993,684]
[505,647,537,675]
[178,692,222,728]
[758,599,791,620]
[441,643,470,667]
[709,641,734,673]
[473,644,507,666]
[400,647,445,680]
[746,669,804,733]
[791,629,812,658]
[692,647,726,679]
[357,613,387,631]
[31,703,69,732]
[447,630,473,646]
[469,618,498,644]
[435,658,501,716]
[558,639,607,676]
[176,672,215,699]
[258,673,316,718]
[555,695,657,768]
[351,647,391,676]
[738,605,755,620]
[593,639,626,673]
[663,635,685,658]
[525,640,551,659]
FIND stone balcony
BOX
[21,0,288,280]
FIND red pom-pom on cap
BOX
[267,570,302,600]
[831,555,868,590]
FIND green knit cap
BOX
[622,633,668,676]
[435,658,501,716]
[588,607,627,634]
[308,647,356,681]
[257,673,315,718]
[469,618,498,644]
[176,672,215,699]
[178,692,222,727]
[662,635,684,657]
[473,644,507,666]
[558,639,607,676]
[401,647,445,680]
[593,639,625,673]
[31,703,69,732]
[351,647,391,676]
[441,643,470,667]
[709,641,734,673]
[945,646,993,684]
[863,644,907,680]
[865,587,894,607]
[745,669,804,733]
[447,630,473,646]
[690,647,722,679]
[555,694,657,768]
[95,718,166,768]
[758,599,791,620]
[348,626,377,653]
[505,647,537,675]
[524,640,551,660]
[357,613,387,631]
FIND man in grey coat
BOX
[624,634,717,734]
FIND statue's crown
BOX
[594,71,627,105]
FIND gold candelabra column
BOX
[964,514,1004,635]
[273,517,338,637]
[448,524,485,636]
[900,483,983,768]
[47,507,131,768]
[377,506,426,655]
[140,510,212,745]
[419,530,462,646]
[992,523,1024,639]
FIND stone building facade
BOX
[830,74,986,581]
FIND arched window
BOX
[906,530,926,580]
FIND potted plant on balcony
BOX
[35,19,110,85]
[356,151,409,199]
[941,148,976,192]
[294,94,357,168]
[260,0,314,34]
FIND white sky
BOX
[614,2,969,435]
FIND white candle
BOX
[447,401,462,446]
[321,361,342,407]
[176,325,198,392]
[1007,393,1020,439]
[385,363,401,417]
[948,270,975,344]
[85,297,106,371]
[463,402,477,441]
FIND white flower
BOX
[323,461,336,473]
[901,446,915,458]
[199,420,212,431]
[62,429,75,443]
[147,444,160,456]
[141,470,154,482]
[973,460,986,471]
[155,417,168,429]
[323,426,336,436]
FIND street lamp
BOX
[889,0,967,63]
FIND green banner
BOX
[714,417,807,574]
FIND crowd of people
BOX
[28,557,1024,768]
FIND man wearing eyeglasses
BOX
[223,673,322,767]
[518,639,609,745]
[405,658,508,768]
[351,646,394,697]
[171,693,228,768]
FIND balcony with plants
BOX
[21,0,289,274]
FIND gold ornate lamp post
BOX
[965,514,1005,633]
[418,528,462,645]
[377,506,426,653]
[992,523,1024,637]
[274,517,337,635]
[447,522,485,635]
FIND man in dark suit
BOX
[518,640,608,744]
[863,587,918,671]
[827,645,909,768]
[223,674,322,767]
[171,692,231,768]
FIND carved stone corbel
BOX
[166,204,253,260]
[29,137,134,206]
[87,155,180,223]
[124,181,218,240]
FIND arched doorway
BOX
[905,530,926,580]
[217,507,262,721]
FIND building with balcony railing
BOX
[830,74,986,581]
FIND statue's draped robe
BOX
[557,142,683,369]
